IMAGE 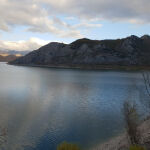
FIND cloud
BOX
[0,0,83,38]
[72,22,102,29]
[0,0,104,39]
[0,0,149,41]
[26,17,83,38]
[38,0,150,24]
[0,37,50,51]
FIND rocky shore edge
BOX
[92,118,150,150]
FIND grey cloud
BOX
[0,0,82,38]
[0,0,149,40]
[40,0,150,23]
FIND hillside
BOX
[9,35,150,70]
[0,55,19,62]
[0,50,29,56]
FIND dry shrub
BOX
[123,101,140,145]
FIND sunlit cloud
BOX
[0,38,50,51]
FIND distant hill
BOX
[0,50,29,56]
[9,35,150,70]
[0,54,20,62]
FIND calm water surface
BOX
[0,63,148,150]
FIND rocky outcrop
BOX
[9,35,150,69]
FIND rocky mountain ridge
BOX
[9,35,150,69]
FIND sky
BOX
[0,0,150,51]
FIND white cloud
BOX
[0,0,106,39]
[72,22,102,29]
[0,38,50,51]
[0,0,149,42]
[0,0,83,38]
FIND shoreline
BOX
[91,118,150,150]
[8,63,150,71]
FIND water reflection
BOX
[0,63,147,150]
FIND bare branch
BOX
[123,101,140,145]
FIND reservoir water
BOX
[0,62,148,150]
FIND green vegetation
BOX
[57,142,80,150]
[129,145,146,150]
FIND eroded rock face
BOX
[10,35,150,67]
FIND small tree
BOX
[123,101,140,145]
[57,142,80,150]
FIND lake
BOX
[0,62,148,150]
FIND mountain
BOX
[0,50,29,56]
[9,35,150,70]
[0,55,19,62]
